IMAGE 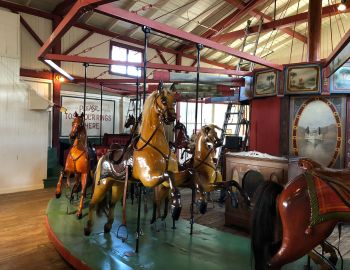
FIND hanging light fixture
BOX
[44,60,74,81]
[338,0,347,11]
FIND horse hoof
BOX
[77,212,83,219]
[104,223,112,233]
[84,227,91,236]
[199,201,207,214]
[55,193,61,199]
[171,206,182,221]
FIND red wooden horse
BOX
[252,157,350,269]
[55,112,92,219]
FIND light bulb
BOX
[338,3,346,11]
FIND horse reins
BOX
[134,95,172,171]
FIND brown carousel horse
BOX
[56,112,93,219]
[252,157,350,270]
[151,123,249,225]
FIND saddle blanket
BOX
[307,173,350,226]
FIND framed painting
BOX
[289,96,345,168]
[330,62,350,93]
[253,69,278,97]
[285,64,321,94]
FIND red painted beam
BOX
[0,1,234,71]
[156,49,167,64]
[20,16,44,46]
[74,23,235,70]
[63,31,94,55]
[212,3,350,43]
[45,53,252,76]
[73,78,159,84]
[53,0,76,16]
[222,0,306,43]
[308,0,322,61]
[20,68,52,80]
[38,0,115,59]
[325,28,350,70]
[95,4,283,70]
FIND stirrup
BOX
[117,224,128,242]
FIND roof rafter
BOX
[213,3,350,43]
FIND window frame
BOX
[109,41,144,78]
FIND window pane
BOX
[128,50,142,63]
[127,66,141,77]
[111,65,126,74]
[112,46,127,61]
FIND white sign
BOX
[60,96,115,137]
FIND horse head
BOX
[201,124,223,148]
[154,82,177,125]
[69,112,85,140]
[124,114,136,128]
[173,120,190,150]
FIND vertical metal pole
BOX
[136,68,140,118]
[83,63,88,118]
[194,44,202,135]
[135,183,142,253]
[100,83,103,145]
[191,43,203,235]
[142,26,150,105]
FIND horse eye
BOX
[161,97,167,105]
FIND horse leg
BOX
[55,170,65,198]
[70,173,80,201]
[84,181,109,236]
[77,173,88,219]
[104,184,122,233]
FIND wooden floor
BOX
[0,187,246,270]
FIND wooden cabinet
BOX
[224,151,290,231]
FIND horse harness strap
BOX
[135,120,172,171]
[193,147,219,183]
[69,146,87,172]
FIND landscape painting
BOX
[290,97,344,167]
[254,70,277,97]
[330,63,350,93]
[286,65,321,94]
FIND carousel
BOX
[2,0,349,270]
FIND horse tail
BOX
[251,181,283,270]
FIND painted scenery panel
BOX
[254,70,277,97]
[290,97,344,167]
[286,65,321,94]
[330,64,350,93]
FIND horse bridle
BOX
[134,94,174,170]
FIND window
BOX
[110,42,142,77]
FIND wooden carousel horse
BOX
[84,142,133,237]
[252,157,350,270]
[84,82,190,235]
[151,124,249,225]
[55,112,94,219]
[132,82,191,221]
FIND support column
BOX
[307,0,322,62]
[52,17,62,154]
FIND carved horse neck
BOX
[139,99,168,150]
[194,132,214,162]
[73,127,87,151]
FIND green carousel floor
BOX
[46,195,350,270]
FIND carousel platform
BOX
[46,195,350,270]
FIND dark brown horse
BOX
[252,157,350,270]
[56,112,92,218]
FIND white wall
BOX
[0,10,51,194]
